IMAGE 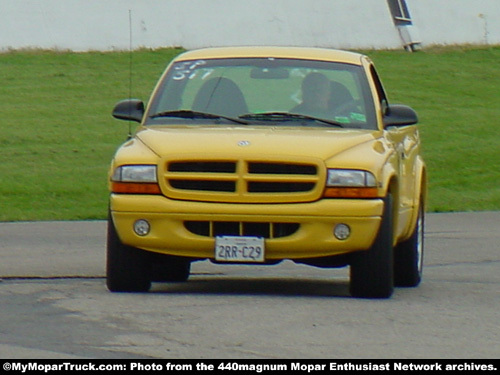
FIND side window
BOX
[369,65,388,114]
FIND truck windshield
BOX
[146,58,377,129]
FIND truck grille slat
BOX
[168,161,236,173]
[170,179,236,192]
[248,181,315,193]
[248,162,317,175]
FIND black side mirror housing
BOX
[112,99,145,123]
[384,104,418,127]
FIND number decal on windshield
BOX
[173,60,207,80]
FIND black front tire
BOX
[150,253,191,282]
[394,201,424,287]
[350,194,394,299]
[106,215,151,292]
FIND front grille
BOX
[162,158,322,203]
[185,221,300,239]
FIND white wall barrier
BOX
[1,0,499,52]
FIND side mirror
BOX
[384,104,418,127]
[112,99,145,123]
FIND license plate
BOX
[215,236,265,263]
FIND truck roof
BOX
[174,46,365,65]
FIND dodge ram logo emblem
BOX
[238,140,251,147]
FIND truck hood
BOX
[136,125,379,162]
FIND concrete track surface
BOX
[0,212,499,359]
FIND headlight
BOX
[324,169,378,198]
[326,169,376,187]
[111,165,161,194]
[112,165,157,183]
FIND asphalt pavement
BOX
[0,211,499,359]
[2,211,499,279]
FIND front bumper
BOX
[110,194,384,260]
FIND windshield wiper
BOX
[239,112,344,128]
[149,110,248,125]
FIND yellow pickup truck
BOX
[107,47,426,298]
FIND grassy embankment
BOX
[0,46,499,221]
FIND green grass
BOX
[0,46,499,221]
[0,48,183,221]
[367,46,500,212]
